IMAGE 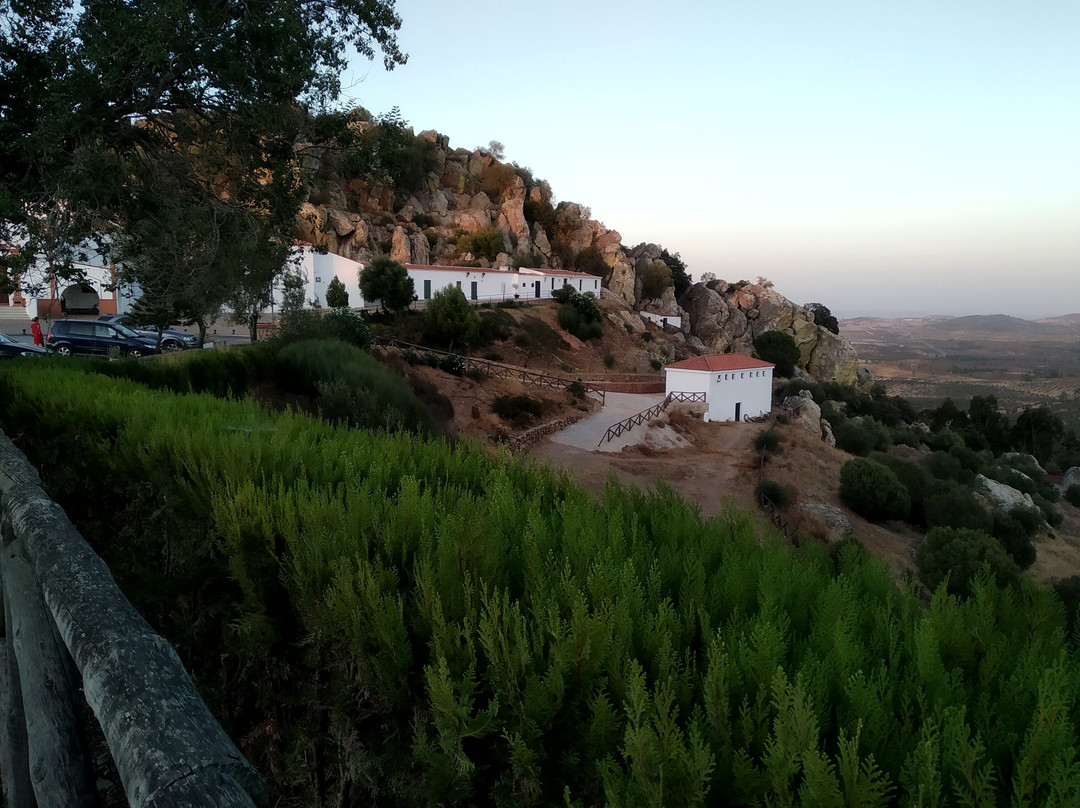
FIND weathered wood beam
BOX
[1,576,35,808]
[2,532,96,806]
[0,432,268,808]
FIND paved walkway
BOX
[551,392,667,452]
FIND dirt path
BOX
[526,411,763,518]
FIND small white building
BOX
[665,354,774,423]
[640,310,682,330]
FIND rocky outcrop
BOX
[782,391,834,444]
[1063,467,1080,490]
[973,475,1037,514]
[296,124,867,384]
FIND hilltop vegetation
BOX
[4,336,1080,806]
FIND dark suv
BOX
[46,319,160,358]
[97,314,199,352]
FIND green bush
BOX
[422,286,480,349]
[456,225,505,261]
[753,330,800,377]
[753,429,781,453]
[839,457,911,521]
[869,452,934,526]
[755,479,790,507]
[916,527,1020,597]
[276,339,434,434]
[991,510,1038,570]
[322,307,373,349]
[492,394,545,425]
[922,450,974,485]
[1033,493,1064,528]
[923,483,994,534]
[1065,484,1080,507]
[603,352,615,368]
[638,260,672,300]
[325,277,349,308]
[833,417,891,456]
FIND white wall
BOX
[641,311,682,329]
[705,368,773,422]
[665,367,711,397]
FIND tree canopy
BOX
[753,329,801,376]
[1,0,406,312]
[359,256,414,313]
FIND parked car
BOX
[97,314,199,352]
[0,333,50,358]
[46,319,159,358]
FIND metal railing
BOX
[0,431,267,808]
[376,338,607,405]
[596,391,706,447]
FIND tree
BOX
[753,330,801,377]
[359,256,414,313]
[1,0,405,299]
[659,249,691,297]
[423,286,479,349]
[839,458,911,522]
[805,303,839,335]
[326,277,350,308]
[916,527,1019,597]
[638,261,672,300]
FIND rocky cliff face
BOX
[297,128,864,384]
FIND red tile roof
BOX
[666,354,775,372]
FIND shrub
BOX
[755,479,790,508]
[492,394,545,425]
[638,261,672,300]
[322,307,373,350]
[1065,484,1080,507]
[916,527,1020,597]
[277,339,434,435]
[603,353,615,368]
[325,276,349,308]
[753,430,781,454]
[1032,493,1064,528]
[839,458,911,521]
[922,450,973,485]
[753,330,800,376]
[359,256,415,314]
[869,452,934,526]
[422,286,480,349]
[649,358,663,371]
[991,510,1038,570]
[457,226,505,261]
[923,483,994,534]
[833,418,891,456]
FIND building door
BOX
[734,402,741,422]
[423,280,431,300]
[470,281,478,301]
[534,281,541,298]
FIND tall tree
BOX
[359,256,414,314]
[1,0,405,301]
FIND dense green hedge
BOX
[2,363,1080,807]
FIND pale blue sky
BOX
[341,0,1080,318]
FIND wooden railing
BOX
[0,432,267,808]
[375,338,607,405]
[596,391,706,447]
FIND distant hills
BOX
[914,313,1080,334]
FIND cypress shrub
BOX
[915,527,1020,597]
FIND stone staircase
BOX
[0,305,33,335]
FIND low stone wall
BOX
[595,381,666,394]
[507,418,577,454]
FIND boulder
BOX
[782,392,824,439]
[820,418,836,447]
[1062,467,1080,491]
[973,474,1037,513]
[389,227,412,264]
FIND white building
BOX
[664,354,775,423]
[293,246,603,308]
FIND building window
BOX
[314,276,322,283]
[456,280,461,289]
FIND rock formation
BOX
[296,124,867,384]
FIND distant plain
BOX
[841,314,1080,430]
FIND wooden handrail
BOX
[376,337,607,405]
[596,391,705,447]
[0,431,267,808]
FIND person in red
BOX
[30,316,44,346]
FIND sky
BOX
[340,0,1080,319]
